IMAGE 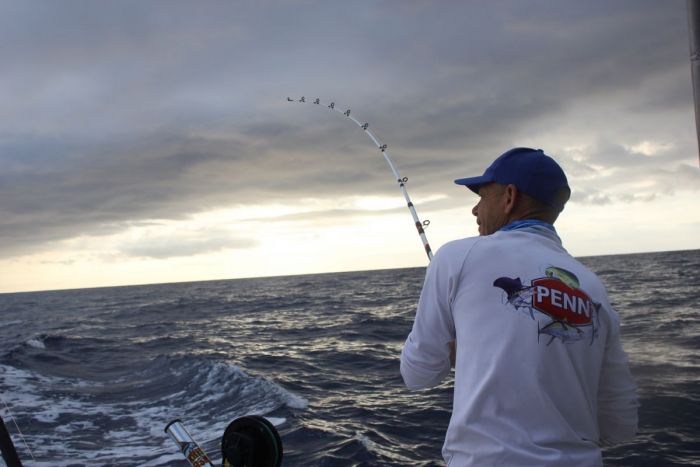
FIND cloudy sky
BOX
[1,1,698,293]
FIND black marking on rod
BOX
[380,144,388,152]
[300,96,306,102]
[361,123,369,130]
[287,97,294,101]
[314,98,320,104]
[344,109,351,116]
[415,221,425,234]
[408,202,414,207]
[328,102,335,109]
[425,244,433,255]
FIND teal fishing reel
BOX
[165,416,283,467]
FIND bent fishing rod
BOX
[287,96,433,262]
[165,97,434,467]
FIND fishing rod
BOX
[0,416,23,467]
[0,394,36,466]
[287,96,433,262]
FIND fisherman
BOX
[400,147,638,466]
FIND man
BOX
[400,147,638,466]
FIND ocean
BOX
[0,249,698,466]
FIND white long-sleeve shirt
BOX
[401,226,638,466]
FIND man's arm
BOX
[400,245,460,389]
[598,314,639,445]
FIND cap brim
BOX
[454,175,490,194]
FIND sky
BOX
[1,0,698,293]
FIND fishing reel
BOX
[221,416,283,467]
[165,416,283,467]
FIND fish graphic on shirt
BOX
[493,277,535,319]
[493,267,600,345]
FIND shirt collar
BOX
[499,219,556,233]
[497,220,562,245]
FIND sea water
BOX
[0,249,698,466]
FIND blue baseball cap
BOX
[454,147,570,210]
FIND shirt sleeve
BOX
[597,311,639,445]
[400,242,462,390]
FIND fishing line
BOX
[287,96,433,261]
[0,394,36,463]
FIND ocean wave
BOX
[0,357,306,465]
[13,334,117,354]
[0,319,23,327]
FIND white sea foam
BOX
[274,383,308,410]
[266,416,286,427]
[0,359,306,465]
[357,433,377,451]
[26,338,46,349]
[54,420,97,434]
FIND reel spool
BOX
[221,416,283,467]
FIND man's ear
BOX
[503,184,518,215]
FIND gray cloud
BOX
[0,0,696,259]
[569,191,613,206]
[118,230,257,259]
[237,196,452,225]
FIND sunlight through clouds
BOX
[0,1,697,292]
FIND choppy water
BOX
[0,249,698,466]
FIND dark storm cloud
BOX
[0,1,696,258]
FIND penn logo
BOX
[531,278,594,326]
